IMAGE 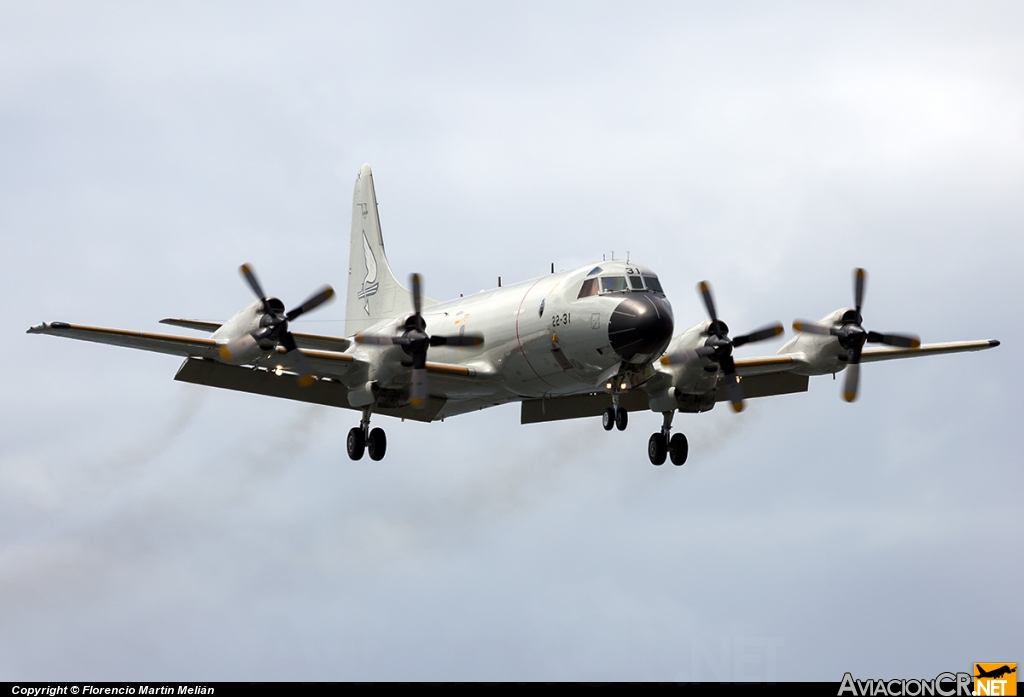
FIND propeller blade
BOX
[354,333,397,346]
[792,320,836,336]
[698,281,719,324]
[410,367,428,408]
[733,323,784,348]
[866,331,920,348]
[853,267,866,316]
[240,263,267,301]
[430,333,484,347]
[660,345,716,366]
[410,273,423,318]
[842,346,863,402]
[723,374,744,413]
[280,331,316,386]
[286,285,335,321]
[719,355,744,412]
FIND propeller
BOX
[222,263,335,386]
[660,281,783,413]
[355,273,483,408]
[793,267,920,402]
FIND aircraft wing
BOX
[860,339,999,363]
[28,321,224,360]
[27,321,361,379]
[160,318,352,353]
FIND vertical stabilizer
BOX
[346,164,415,336]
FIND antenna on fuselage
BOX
[498,276,501,287]
[550,263,554,274]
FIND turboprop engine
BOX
[214,264,335,385]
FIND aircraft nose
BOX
[608,293,674,363]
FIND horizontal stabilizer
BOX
[161,317,352,353]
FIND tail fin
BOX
[345,164,415,336]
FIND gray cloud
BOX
[2,0,1022,681]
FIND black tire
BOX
[602,407,615,431]
[367,428,387,461]
[615,407,628,431]
[347,427,365,461]
[648,433,667,466]
[669,432,688,466]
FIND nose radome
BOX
[608,294,674,364]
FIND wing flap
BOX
[733,355,797,377]
[174,358,441,423]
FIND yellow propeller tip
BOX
[410,398,425,409]
[217,345,233,361]
[660,356,672,366]
[793,322,803,331]
[698,281,709,292]
[843,392,857,403]
[731,402,744,413]
[298,375,315,387]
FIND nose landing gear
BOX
[347,408,388,461]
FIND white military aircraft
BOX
[29,164,1000,465]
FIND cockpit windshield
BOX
[577,273,665,298]
[600,276,629,293]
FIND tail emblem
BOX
[357,230,379,315]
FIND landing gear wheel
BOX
[648,433,667,465]
[615,408,628,431]
[602,407,615,431]
[346,427,365,461]
[669,433,688,466]
[367,428,387,461]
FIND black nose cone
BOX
[608,293,674,363]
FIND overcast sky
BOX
[2,1,1022,681]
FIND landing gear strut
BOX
[649,411,687,466]
[347,408,387,461]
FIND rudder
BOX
[345,164,415,336]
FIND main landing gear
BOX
[601,403,687,466]
[347,408,387,461]
[647,411,688,467]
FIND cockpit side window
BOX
[599,276,628,293]
[642,274,663,293]
[628,276,644,290]
[577,278,598,298]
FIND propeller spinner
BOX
[793,267,920,402]
[356,273,484,408]
[221,263,335,386]
[661,281,783,413]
